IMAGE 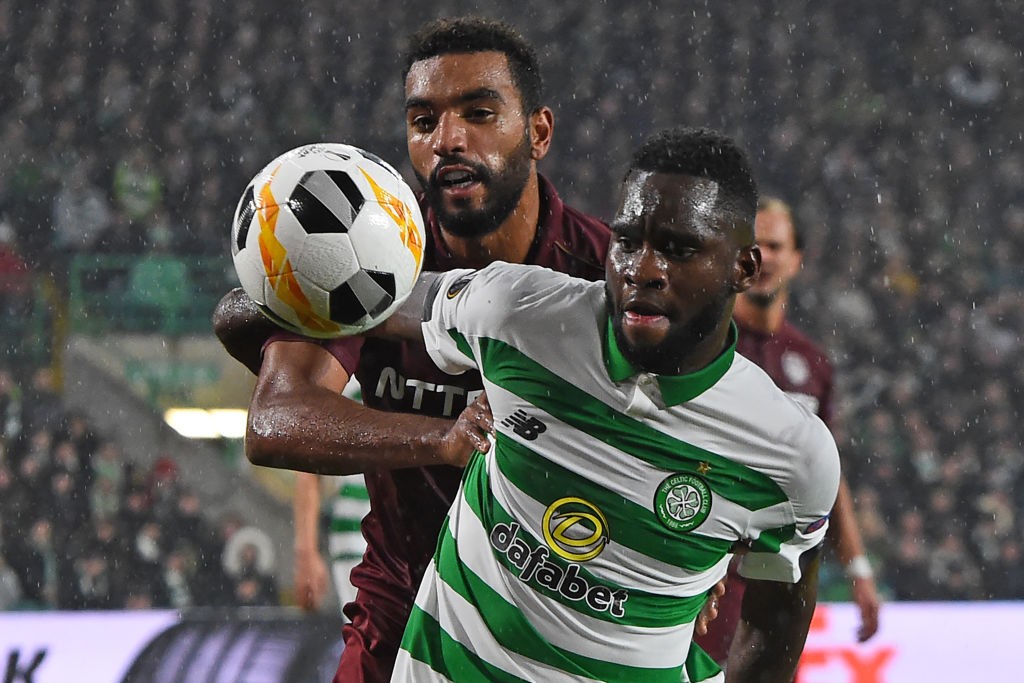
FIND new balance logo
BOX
[501,410,547,441]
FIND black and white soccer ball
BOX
[231,143,425,338]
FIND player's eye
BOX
[663,240,697,259]
[615,235,638,251]
[410,115,436,132]
[465,108,496,122]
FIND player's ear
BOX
[529,106,554,161]
[732,245,761,293]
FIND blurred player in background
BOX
[292,378,370,614]
[695,197,882,667]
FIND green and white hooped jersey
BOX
[394,263,840,683]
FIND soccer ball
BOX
[231,143,426,338]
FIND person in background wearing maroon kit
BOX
[696,196,882,668]
[216,18,726,683]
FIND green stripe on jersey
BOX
[403,605,531,683]
[329,518,362,533]
[337,482,370,499]
[473,336,786,511]
[463,454,708,628]
[684,643,722,683]
[448,328,474,361]
[495,432,731,571]
[431,509,686,681]
[749,523,797,552]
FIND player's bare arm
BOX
[211,281,482,474]
[827,476,881,641]
[725,544,823,683]
[246,339,482,474]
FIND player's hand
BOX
[851,576,881,641]
[294,545,329,612]
[440,393,494,467]
[694,579,727,637]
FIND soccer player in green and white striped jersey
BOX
[379,127,840,683]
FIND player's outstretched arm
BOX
[827,475,881,642]
[293,471,329,612]
[725,545,822,683]
[246,339,473,475]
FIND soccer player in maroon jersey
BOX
[216,18,618,683]
[695,197,882,667]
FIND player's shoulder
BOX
[535,176,610,280]
[441,262,596,323]
[727,354,834,448]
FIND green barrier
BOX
[68,253,235,336]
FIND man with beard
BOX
[695,197,881,667]
[375,126,839,682]
[215,17,609,683]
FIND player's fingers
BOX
[857,606,880,642]
[470,424,492,453]
[471,401,493,432]
[694,596,719,636]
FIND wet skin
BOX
[604,171,760,376]
[404,51,539,239]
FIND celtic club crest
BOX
[654,473,712,532]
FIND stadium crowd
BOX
[1,0,1022,608]
[0,366,280,610]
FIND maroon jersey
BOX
[696,314,835,665]
[315,175,609,682]
[735,316,834,428]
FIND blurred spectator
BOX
[20,368,63,436]
[161,547,196,609]
[59,412,100,472]
[67,551,119,610]
[0,368,22,446]
[112,147,162,225]
[48,468,90,546]
[222,524,279,607]
[229,542,280,608]
[145,455,182,521]
[8,518,61,609]
[51,157,112,255]
[0,218,32,325]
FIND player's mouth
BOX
[621,300,670,334]
[434,165,484,200]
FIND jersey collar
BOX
[603,319,738,406]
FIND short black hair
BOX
[402,17,544,115]
[629,127,759,234]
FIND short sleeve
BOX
[421,263,545,376]
[421,268,485,376]
[738,416,840,583]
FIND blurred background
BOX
[0,0,1021,679]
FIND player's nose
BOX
[624,244,668,290]
[432,112,468,157]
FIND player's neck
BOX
[734,291,787,334]
[441,174,541,269]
